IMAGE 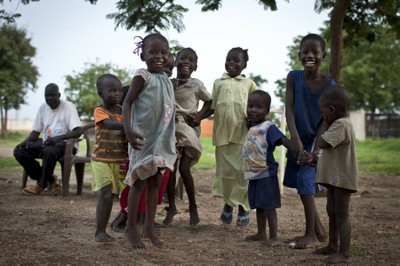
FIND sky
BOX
[4,0,330,120]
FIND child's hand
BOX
[188,113,201,127]
[296,151,318,166]
[297,151,315,166]
[127,131,145,150]
[291,138,304,161]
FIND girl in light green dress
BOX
[211,47,257,227]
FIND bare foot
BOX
[263,238,280,247]
[163,206,177,225]
[142,227,163,248]
[314,245,338,255]
[325,253,350,264]
[294,235,320,249]
[189,205,200,226]
[245,233,267,241]
[110,212,127,233]
[94,232,115,242]
[125,228,145,249]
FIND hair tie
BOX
[133,36,143,55]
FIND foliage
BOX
[106,0,188,33]
[342,31,400,113]
[100,0,280,33]
[0,23,38,138]
[315,0,400,83]
[0,0,94,22]
[63,61,133,120]
[0,0,36,22]
[316,0,400,45]
[274,26,400,114]
[248,73,268,88]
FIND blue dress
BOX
[283,70,335,195]
[126,69,176,184]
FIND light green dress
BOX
[210,73,257,210]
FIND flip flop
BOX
[236,211,250,227]
[220,208,233,225]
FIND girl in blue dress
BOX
[283,33,335,249]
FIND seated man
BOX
[14,83,82,195]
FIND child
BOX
[243,90,291,247]
[91,74,127,242]
[283,33,334,248]
[110,85,130,233]
[313,85,358,264]
[211,47,257,227]
[123,33,176,249]
[164,52,174,77]
[163,47,212,226]
[111,61,174,233]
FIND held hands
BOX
[296,150,319,167]
[127,131,145,150]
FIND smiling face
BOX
[140,36,170,74]
[225,49,246,78]
[299,38,326,72]
[247,92,271,125]
[176,49,197,79]
[98,77,122,106]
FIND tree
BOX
[274,26,400,114]
[3,1,399,85]
[315,0,400,83]
[98,0,399,85]
[341,31,400,113]
[0,23,38,138]
[64,61,133,121]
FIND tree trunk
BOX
[0,106,9,139]
[329,0,351,84]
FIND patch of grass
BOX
[0,157,20,169]
[356,138,400,175]
[1,134,400,176]
[0,131,27,147]
[194,137,216,170]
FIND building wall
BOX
[350,109,366,141]
[7,119,33,131]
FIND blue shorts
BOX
[248,176,281,210]
[283,159,317,195]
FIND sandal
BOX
[220,208,233,225]
[236,211,250,227]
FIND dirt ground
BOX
[0,165,399,265]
